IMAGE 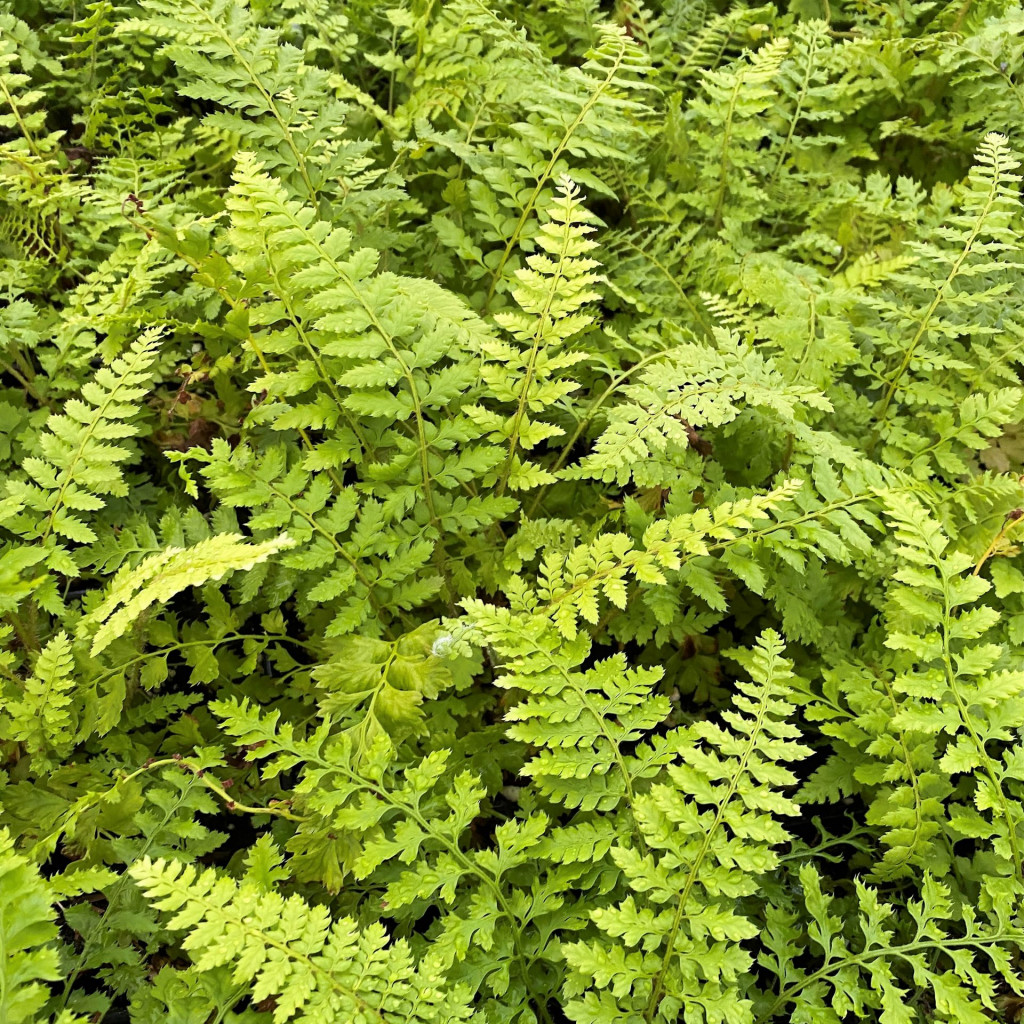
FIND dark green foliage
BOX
[2,1,1024,1022]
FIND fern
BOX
[80,531,292,655]
[4,3,1024,1021]
[464,602,671,818]
[469,177,600,493]
[562,631,809,1024]
[683,39,790,228]
[4,331,161,573]
[655,3,773,87]
[58,767,224,1018]
[934,10,1024,148]
[0,631,76,765]
[566,331,832,488]
[0,827,62,1024]
[207,697,561,1020]
[313,621,455,759]
[866,133,1024,448]
[407,5,653,306]
[756,869,1024,1023]
[131,853,476,1024]
[132,0,372,207]
[883,495,1024,880]
[766,20,846,191]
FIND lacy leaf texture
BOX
[3,2,1024,1023]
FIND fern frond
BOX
[565,332,831,487]
[464,603,670,817]
[131,854,475,1024]
[470,177,601,493]
[132,0,369,205]
[489,483,802,640]
[222,154,509,528]
[479,23,653,305]
[81,532,294,655]
[0,828,61,1024]
[4,330,161,569]
[656,3,771,86]
[209,697,559,1019]
[313,622,454,760]
[684,39,790,228]
[562,630,810,1024]
[756,870,1024,1023]
[870,133,1023,433]
[883,494,1024,881]
[0,631,76,764]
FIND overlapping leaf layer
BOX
[3,1,1024,1022]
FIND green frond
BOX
[470,177,602,493]
[464,603,670,817]
[0,828,62,1024]
[566,333,832,487]
[131,854,476,1024]
[81,532,294,655]
[132,0,369,205]
[756,870,1024,1023]
[562,630,810,1024]
[4,4,1024,1021]
[684,38,790,228]
[313,621,454,760]
[0,631,76,764]
[868,133,1024,445]
[4,331,161,570]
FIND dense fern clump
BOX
[4,0,1024,1021]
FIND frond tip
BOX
[81,533,295,655]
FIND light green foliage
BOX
[470,178,601,493]
[80,532,295,655]
[562,631,809,1024]
[314,621,456,758]
[2,1,1024,1022]
[567,333,833,487]
[130,852,475,1024]
[5,332,161,576]
[684,37,792,227]
[865,133,1024,464]
[757,868,1024,1023]
[0,631,76,765]
[0,828,62,1024]
[128,0,373,207]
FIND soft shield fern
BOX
[4,1,1024,1023]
